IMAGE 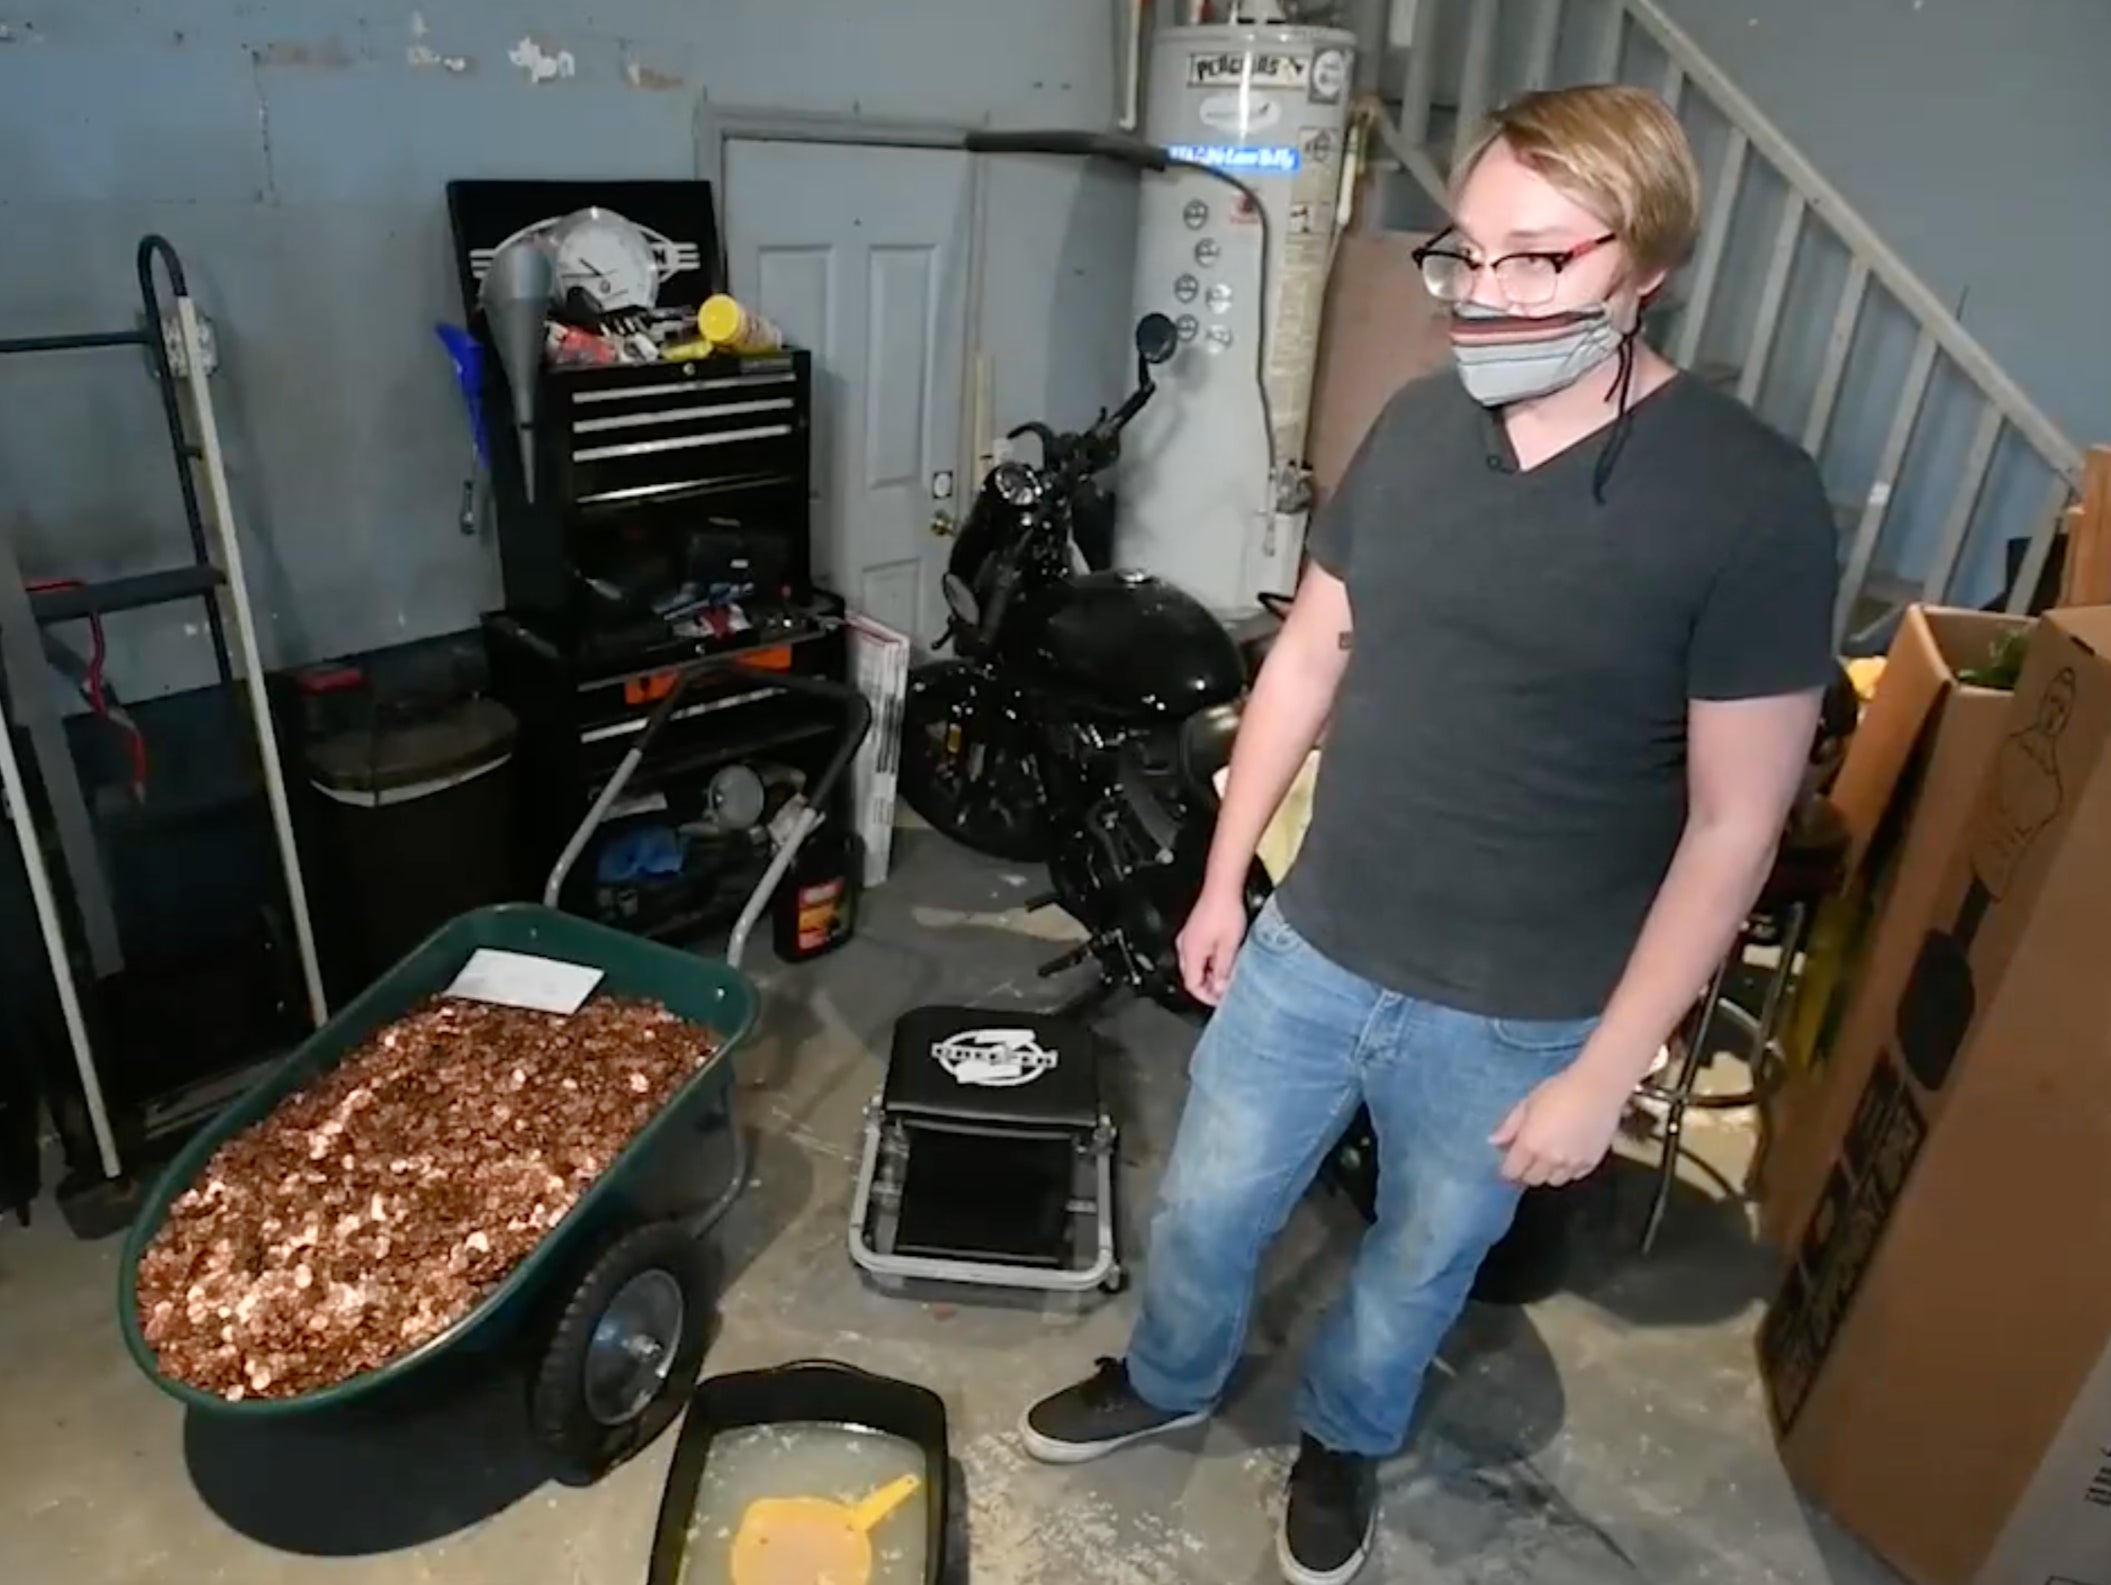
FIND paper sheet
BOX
[445,948,603,1015]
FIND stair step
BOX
[1842,574,1922,649]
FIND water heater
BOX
[1115,19,1357,617]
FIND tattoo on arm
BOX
[1337,629,1353,651]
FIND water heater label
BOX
[1188,50,1311,91]
[1166,143,1301,174]
[1199,92,1283,135]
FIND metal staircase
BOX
[1366,0,2084,640]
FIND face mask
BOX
[1448,300,1629,407]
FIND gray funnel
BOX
[480,237,554,502]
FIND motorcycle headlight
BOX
[991,460,1044,508]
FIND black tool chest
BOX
[479,344,849,942]
[480,343,846,943]
[495,347,815,624]
[452,176,853,946]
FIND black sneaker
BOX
[1277,1434,1378,1584]
[1018,1357,1208,1464]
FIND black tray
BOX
[647,1359,950,1585]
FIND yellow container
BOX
[699,294,785,354]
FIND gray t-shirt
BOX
[1274,368,1838,1020]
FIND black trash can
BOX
[0,1037,40,1224]
[307,697,518,988]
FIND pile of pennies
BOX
[134,993,719,1401]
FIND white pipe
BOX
[175,296,329,1029]
[1335,105,1366,234]
[1118,0,1146,132]
[961,154,989,521]
[0,701,122,1178]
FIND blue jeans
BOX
[1125,897,1597,1457]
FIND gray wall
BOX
[1654,0,2111,454]
[0,0,1139,694]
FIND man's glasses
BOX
[1410,230,1618,307]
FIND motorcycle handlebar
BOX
[1007,420,1061,459]
[1103,376,1154,435]
[978,363,1157,612]
[1054,374,1152,486]
[996,356,1158,504]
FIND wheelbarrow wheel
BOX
[529,1220,713,1480]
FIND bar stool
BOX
[1637,795,1850,1253]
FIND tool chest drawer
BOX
[549,352,810,516]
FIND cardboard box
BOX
[1756,607,2027,1252]
[1305,225,1450,505]
[1758,606,2111,1585]
[846,613,911,888]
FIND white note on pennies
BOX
[446,949,604,1015]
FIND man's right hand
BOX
[1177,885,1250,1006]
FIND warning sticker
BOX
[1309,46,1350,105]
[1261,124,1349,461]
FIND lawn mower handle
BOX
[543,651,875,963]
[724,667,872,971]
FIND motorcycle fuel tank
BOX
[1007,569,1247,720]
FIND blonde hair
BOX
[1452,85,1702,278]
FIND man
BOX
[1018,84,1839,1584]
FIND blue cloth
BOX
[1123,897,1597,1457]
[596,826,684,884]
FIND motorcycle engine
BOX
[1048,730,1212,1012]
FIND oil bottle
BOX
[773,822,862,963]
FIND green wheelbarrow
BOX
[117,658,872,1480]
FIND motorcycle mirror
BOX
[1134,312,1178,368]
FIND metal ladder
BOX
[0,235,326,1183]
[1367,0,2083,640]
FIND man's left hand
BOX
[1490,1062,1634,1187]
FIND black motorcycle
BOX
[899,313,1270,1011]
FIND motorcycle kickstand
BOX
[1036,940,1095,978]
[1047,965,1121,1024]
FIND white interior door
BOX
[722,140,971,646]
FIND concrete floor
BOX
[0,827,1903,1584]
